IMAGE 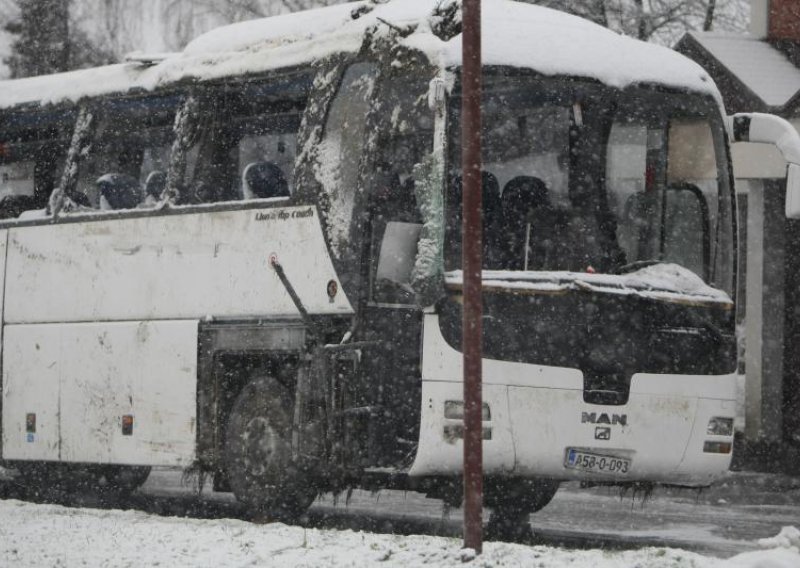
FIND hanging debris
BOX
[411,153,445,304]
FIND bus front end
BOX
[409,72,738,489]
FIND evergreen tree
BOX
[4,0,113,78]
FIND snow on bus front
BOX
[438,264,737,486]
[464,262,732,306]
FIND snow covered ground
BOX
[2,467,799,566]
[0,497,797,567]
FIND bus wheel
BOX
[485,478,559,541]
[101,466,151,494]
[224,376,317,522]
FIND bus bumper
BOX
[408,374,736,486]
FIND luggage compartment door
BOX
[2,320,198,466]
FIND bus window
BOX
[74,96,180,210]
[446,84,574,271]
[368,74,432,304]
[608,114,732,289]
[186,75,311,204]
[0,109,73,219]
[447,76,733,290]
[667,118,733,290]
[607,121,660,269]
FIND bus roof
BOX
[0,0,721,111]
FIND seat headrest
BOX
[242,162,289,199]
[97,173,141,210]
[144,170,167,200]
[502,176,549,206]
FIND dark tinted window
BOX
[74,95,180,210]
[0,108,74,218]
[447,75,734,293]
[183,74,311,204]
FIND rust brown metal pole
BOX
[461,0,483,554]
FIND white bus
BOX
[1,0,799,535]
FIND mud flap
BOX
[292,342,378,487]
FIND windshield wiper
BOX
[610,259,665,275]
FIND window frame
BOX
[0,68,318,229]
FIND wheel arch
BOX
[196,321,308,477]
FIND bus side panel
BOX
[3,320,198,466]
[408,380,516,477]
[2,325,62,461]
[3,206,352,325]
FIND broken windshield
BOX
[445,72,735,296]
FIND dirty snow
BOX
[0,498,796,567]
[0,0,719,111]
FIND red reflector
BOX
[703,441,731,454]
[645,164,656,191]
[122,415,134,436]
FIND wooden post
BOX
[461,0,483,555]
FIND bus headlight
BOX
[443,401,492,443]
[443,424,492,442]
[703,441,732,454]
[706,417,734,436]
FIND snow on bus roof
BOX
[0,0,719,111]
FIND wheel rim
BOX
[242,416,289,479]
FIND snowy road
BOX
[0,496,797,568]
[3,468,797,560]
[132,469,800,558]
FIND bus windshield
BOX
[445,73,735,296]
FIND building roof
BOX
[0,0,720,111]
[676,31,800,114]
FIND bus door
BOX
[359,167,424,469]
[311,61,433,471]
[355,71,434,470]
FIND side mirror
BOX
[729,113,800,219]
[376,221,422,287]
[786,163,800,219]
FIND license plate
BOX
[565,448,631,474]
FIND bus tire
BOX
[224,376,317,522]
[485,478,559,541]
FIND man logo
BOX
[595,427,611,440]
[582,412,627,426]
